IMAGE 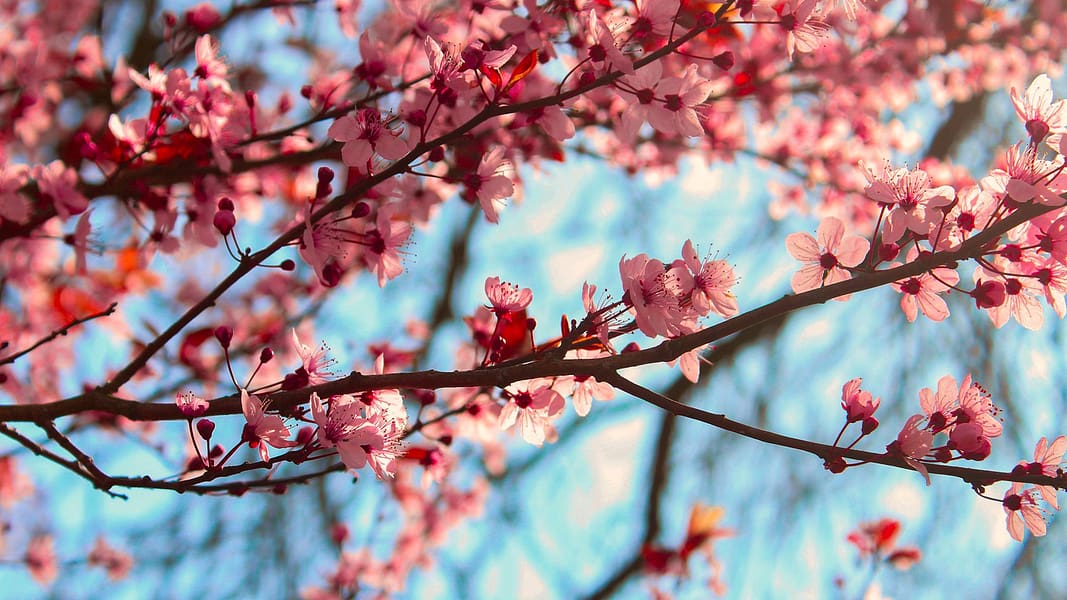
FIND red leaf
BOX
[480,65,502,90]
[504,50,538,92]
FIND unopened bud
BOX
[259,347,274,363]
[196,419,215,440]
[214,326,233,349]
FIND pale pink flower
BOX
[616,60,668,142]
[33,161,87,220]
[194,35,229,88]
[175,390,209,417]
[632,0,680,39]
[892,251,959,322]
[890,414,934,486]
[983,142,1066,206]
[364,203,411,287]
[1016,436,1067,508]
[241,389,296,461]
[863,163,955,243]
[364,411,405,479]
[974,264,1044,330]
[425,37,466,92]
[785,217,869,298]
[485,276,532,314]
[918,375,958,433]
[291,329,336,386]
[1010,74,1066,143]
[465,148,514,223]
[753,0,831,60]
[310,392,384,472]
[581,282,614,352]
[1003,482,1047,541]
[87,537,134,581]
[69,211,93,274]
[584,9,633,75]
[0,164,29,224]
[570,372,615,416]
[655,65,713,138]
[955,374,1001,439]
[500,378,564,446]
[329,108,409,169]
[25,535,57,586]
[840,377,879,423]
[620,254,685,338]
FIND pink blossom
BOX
[753,0,831,60]
[500,378,564,446]
[33,161,87,220]
[87,537,134,581]
[240,389,296,461]
[655,65,713,138]
[620,254,686,338]
[0,164,29,224]
[485,276,533,314]
[465,148,514,223]
[329,108,409,169]
[25,534,57,586]
[891,251,959,322]
[863,163,955,243]
[1010,74,1066,143]
[632,0,679,39]
[194,35,229,88]
[583,10,633,75]
[364,203,411,287]
[985,143,1066,206]
[889,415,933,486]
[840,377,879,423]
[176,390,209,417]
[1016,436,1067,508]
[785,217,869,298]
[425,37,466,92]
[1003,482,1047,541]
[674,241,738,319]
[291,329,337,386]
[310,392,384,472]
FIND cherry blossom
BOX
[290,329,337,387]
[310,392,384,473]
[1014,436,1067,508]
[785,217,869,297]
[619,253,686,338]
[840,378,879,423]
[892,262,959,323]
[176,390,209,417]
[499,378,564,446]
[1003,482,1047,542]
[1010,74,1066,143]
[465,148,514,223]
[363,203,411,287]
[888,415,933,486]
[863,163,955,244]
[485,276,533,314]
[240,389,296,461]
[329,108,409,170]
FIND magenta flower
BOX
[175,390,209,417]
[786,217,869,298]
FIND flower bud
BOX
[213,326,233,349]
[196,419,215,440]
[259,347,274,363]
[213,209,235,235]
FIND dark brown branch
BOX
[599,372,1057,490]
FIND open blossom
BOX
[500,378,564,446]
[620,254,686,338]
[176,390,209,417]
[1010,74,1066,143]
[485,276,532,314]
[465,147,514,223]
[785,217,869,297]
[674,239,738,318]
[241,389,296,461]
[863,163,955,244]
[752,0,831,60]
[1003,482,1047,541]
[981,142,1066,206]
[888,415,934,486]
[291,329,337,387]
[892,250,959,322]
[583,9,633,75]
[310,392,384,472]
[364,203,411,287]
[329,108,409,169]
[1015,436,1067,508]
